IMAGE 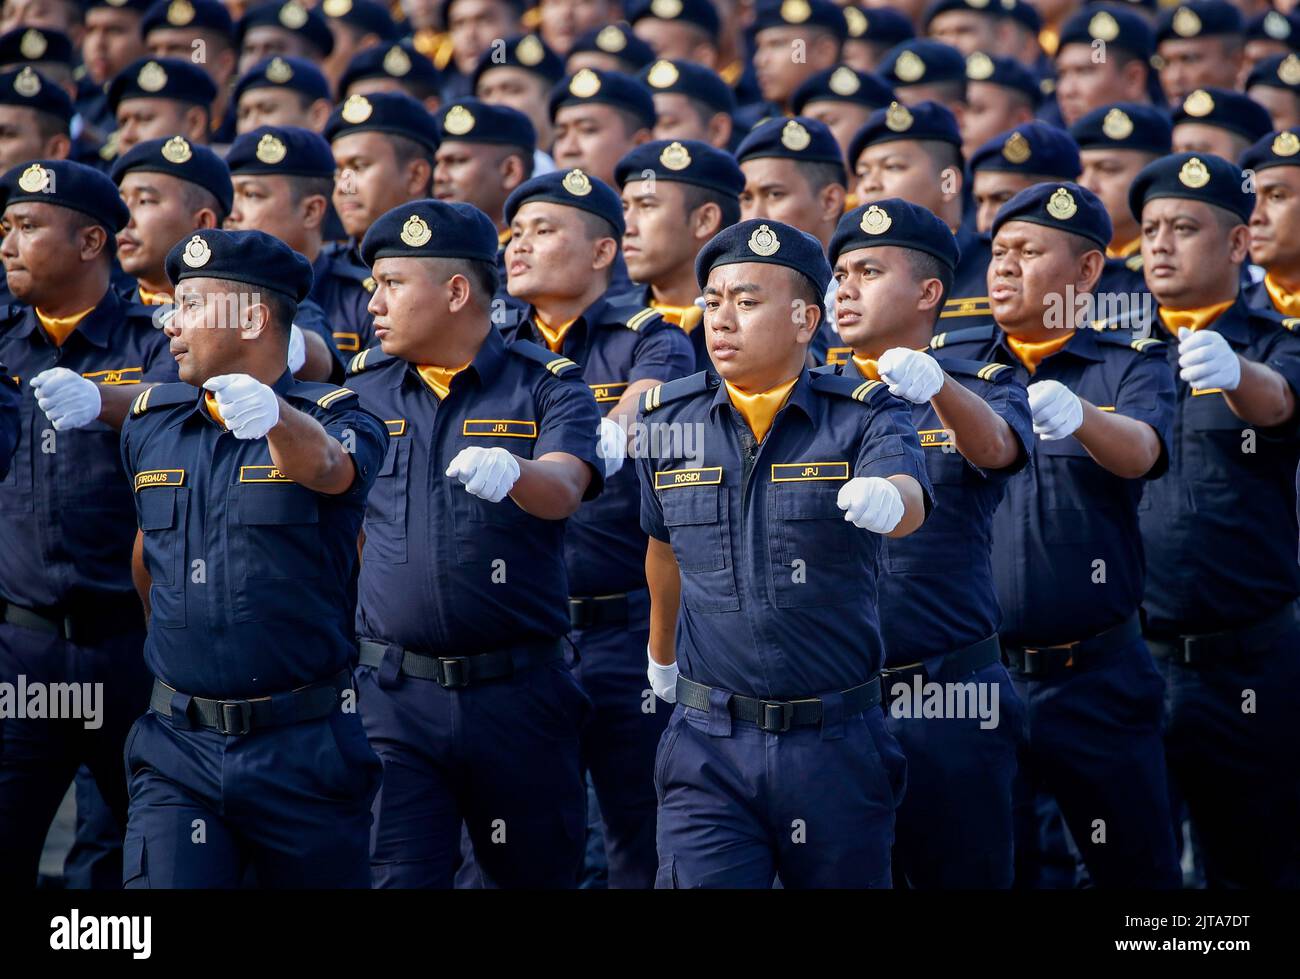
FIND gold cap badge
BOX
[443,105,475,136]
[562,168,592,196]
[181,234,211,268]
[1265,10,1291,38]
[1102,107,1133,140]
[1002,131,1031,165]
[516,35,545,66]
[829,66,861,96]
[19,29,46,60]
[17,164,49,193]
[137,61,168,93]
[781,119,811,151]
[1172,7,1201,37]
[894,50,925,83]
[1280,53,1300,86]
[12,67,40,97]
[885,101,913,132]
[265,57,293,83]
[279,2,308,30]
[341,94,372,123]
[1179,156,1210,189]
[569,68,601,98]
[1046,187,1077,220]
[384,45,411,76]
[845,7,867,36]
[748,223,780,256]
[596,25,626,52]
[782,0,811,23]
[861,205,892,235]
[647,60,679,88]
[256,133,287,164]
[651,0,683,16]
[401,214,432,247]
[660,141,691,171]
[1273,131,1300,157]
[1089,11,1119,41]
[1182,89,1214,117]
[167,0,194,25]
[966,52,994,81]
[161,136,192,164]
[324,0,352,16]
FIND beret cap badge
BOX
[861,205,892,235]
[1102,108,1133,140]
[266,57,293,83]
[781,119,811,151]
[782,0,811,23]
[1089,11,1119,41]
[1273,131,1300,157]
[1280,54,1300,85]
[161,135,192,163]
[19,29,46,60]
[167,0,195,25]
[400,214,432,247]
[885,101,913,132]
[1179,156,1210,188]
[966,52,994,80]
[829,66,861,95]
[341,94,372,123]
[895,50,925,83]
[1183,89,1214,117]
[1002,131,1031,164]
[12,67,40,97]
[383,45,411,76]
[647,60,679,88]
[1172,7,1202,38]
[748,223,781,256]
[562,168,592,196]
[256,133,287,164]
[651,0,683,17]
[181,234,211,268]
[660,141,691,170]
[18,163,48,193]
[1046,187,1078,220]
[443,105,475,136]
[516,35,545,66]
[569,68,601,98]
[138,61,168,92]
[279,2,309,30]
[596,25,627,52]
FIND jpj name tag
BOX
[770,461,849,481]
[462,419,537,437]
[239,466,293,483]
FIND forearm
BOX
[645,537,681,665]
[1224,358,1297,428]
[885,474,926,538]
[131,530,151,621]
[508,451,591,519]
[1073,401,1161,478]
[930,376,1022,470]
[98,383,156,431]
[265,400,356,494]
[607,378,660,427]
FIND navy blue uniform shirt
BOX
[939,225,993,329]
[637,367,934,699]
[120,371,387,697]
[310,241,376,355]
[0,289,174,608]
[932,323,1175,647]
[0,368,16,479]
[346,326,606,654]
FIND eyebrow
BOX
[704,282,763,296]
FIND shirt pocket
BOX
[231,483,322,622]
[1035,437,1115,544]
[59,422,129,509]
[136,486,186,629]
[661,485,740,613]
[363,439,410,565]
[1183,392,1267,485]
[768,483,861,607]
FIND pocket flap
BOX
[137,487,176,530]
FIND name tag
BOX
[655,467,722,489]
[770,461,849,482]
[589,381,628,403]
[1190,388,1223,397]
[385,419,407,436]
[823,347,852,366]
[239,466,294,483]
[332,332,360,352]
[83,366,142,385]
[917,428,953,448]
[134,469,185,490]
[462,419,537,438]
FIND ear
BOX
[591,235,618,271]
[631,127,653,147]
[1228,222,1252,264]
[947,101,966,131]
[811,34,840,70]
[239,296,272,341]
[939,165,964,204]
[423,95,442,115]
[404,156,433,197]
[691,41,719,70]
[213,46,238,84]
[194,208,221,230]
[818,181,845,225]
[1078,248,1106,296]
[499,152,527,194]
[307,98,332,132]
[795,292,822,343]
[917,277,944,315]
[706,112,732,149]
[691,201,722,242]
[79,223,109,262]
[44,133,71,160]
[184,106,207,144]
[299,193,328,231]
[1121,59,1148,100]
[446,271,473,314]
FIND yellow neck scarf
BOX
[843,192,859,212]
[1106,237,1140,260]
[137,285,173,305]
[416,363,468,401]
[498,228,511,250]
[725,376,799,443]
[204,391,227,429]
[1006,329,1075,375]
[1263,274,1300,318]
[534,312,577,353]
[650,299,704,334]
[35,306,96,347]
[1039,27,1059,57]
[850,354,880,380]
[1158,299,1235,336]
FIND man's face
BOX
[633,18,709,62]
[116,170,204,278]
[401,0,439,31]
[989,220,1082,336]
[476,67,550,144]
[927,10,998,56]
[854,140,947,214]
[147,28,233,85]
[323,22,363,88]
[973,170,1035,234]
[962,82,1029,159]
[833,244,929,349]
[167,278,255,385]
[1248,84,1300,131]
[226,173,306,252]
[843,39,887,74]
[702,261,813,385]
[1158,38,1241,103]
[802,99,872,159]
[83,9,146,86]
[114,98,194,154]
[433,140,508,221]
[239,26,313,76]
[1140,197,1240,306]
[236,88,310,133]
[740,157,822,233]
[1079,148,1152,243]
[621,179,699,284]
[367,256,444,360]
[1249,166,1300,270]
[0,105,54,171]
[651,92,710,142]
[0,201,84,304]
[1054,44,1131,126]
[506,199,610,301]
[332,130,422,239]
[539,0,611,56]
[552,103,638,185]
[753,26,821,104]
[1,0,76,35]
[1172,122,1244,160]
[449,0,519,74]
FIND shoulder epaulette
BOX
[1281,317,1300,333]
[1125,254,1143,272]
[934,356,1014,383]
[129,382,198,417]
[623,306,663,333]
[930,324,997,350]
[346,346,397,375]
[288,381,358,410]
[809,371,890,405]
[1127,335,1166,354]
[508,338,582,377]
[641,370,711,413]
[1249,303,1300,333]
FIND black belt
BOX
[150,670,349,736]
[1,596,143,644]
[568,593,629,629]
[357,638,562,688]
[880,634,1001,704]
[1001,613,1142,678]
[1147,600,1298,666]
[675,675,882,734]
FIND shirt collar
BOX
[398,323,509,393]
[709,366,817,424]
[15,286,120,348]
[994,324,1105,364]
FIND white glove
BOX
[647,647,678,703]
[836,476,904,533]
[1027,379,1083,441]
[30,368,101,430]
[1177,327,1240,391]
[288,323,306,374]
[202,373,280,440]
[596,416,626,478]
[446,445,520,502]
[877,346,944,403]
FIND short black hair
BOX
[905,248,953,323]
[790,267,824,332]
[431,255,499,303]
[615,105,652,139]
[261,288,298,338]
[180,181,225,223]
[795,158,846,193]
[287,173,334,207]
[679,181,740,233]
[32,107,69,141]
[388,132,434,192]
[918,138,963,176]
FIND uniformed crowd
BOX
[0,0,1297,891]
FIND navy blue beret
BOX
[321,0,398,40]
[360,198,499,266]
[1156,1,1244,45]
[549,68,656,128]
[830,197,959,269]
[570,24,656,70]
[86,0,155,12]
[1246,10,1298,47]
[993,181,1112,248]
[848,100,961,169]
[236,2,334,58]
[923,0,1002,29]
[629,0,721,38]
[1000,0,1041,35]
[234,56,330,105]
[1070,102,1171,155]
[324,91,440,151]
[965,52,1040,105]
[0,67,72,122]
[340,41,440,96]
[695,218,832,301]
[880,39,965,89]
[792,66,895,113]
[752,0,847,41]
[1059,4,1154,58]
[0,159,130,232]
[1172,87,1272,143]
[737,115,845,182]
[111,135,233,216]
[504,168,626,237]
[227,124,335,178]
[107,57,217,112]
[970,121,1081,178]
[639,59,735,114]
[165,228,314,302]
[615,138,745,197]
[1239,127,1300,172]
[436,98,536,151]
[142,0,234,40]
[1129,151,1254,223]
[472,34,564,90]
[1246,52,1300,94]
[844,6,913,47]
[0,27,72,68]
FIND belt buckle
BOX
[568,599,591,631]
[1021,642,1077,675]
[758,700,793,733]
[216,700,252,736]
[437,657,469,689]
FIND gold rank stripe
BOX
[1131,337,1162,351]
[976,363,1009,381]
[1097,405,1115,411]
[316,387,354,408]
[82,366,143,385]
[134,468,184,490]
[771,461,849,482]
[385,419,407,436]
[626,308,658,332]
[940,297,992,319]
[918,428,953,448]
[239,465,294,483]
[545,356,578,375]
[349,348,373,373]
[852,379,882,402]
[462,419,537,437]
[655,466,722,489]
[644,384,664,411]
[824,346,852,366]
[131,386,154,415]
[590,381,628,403]
[333,332,361,352]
